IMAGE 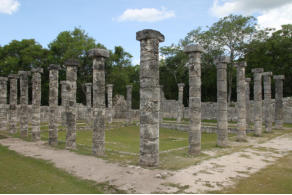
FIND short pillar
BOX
[216,56,229,147]
[184,44,204,155]
[106,84,113,124]
[48,65,60,145]
[0,77,8,131]
[236,62,247,141]
[176,83,185,123]
[245,78,252,127]
[263,72,273,132]
[18,71,30,137]
[252,68,264,136]
[274,75,285,129]
[137,29,164,166]
[85,83,92,128]
[65,59,79,149]
[126,85,133,125]
[8,74,18,134]
[89,48,109,156]
[31,68,43,140]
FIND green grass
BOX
[0,145,123,194]
[211,152,292,194]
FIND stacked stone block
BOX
[184,44,204,155]
[60,80,67,126]
[216,56,229,147]
[236,62,247,141]
[274,75,285,129]
[107,84,113,124]
[252,68,264,136]
[85,83,92,127]
[8,74,18,134]
[0,77,8,131]
[48,65,60,146]
[31,68,43,140]
[89,48,109,156]
[245,78,251,127]
[18,71,30,137]
[176,83,185,123]
[263,72,273,132]
[126,84,133,125]
[137,29,164,166]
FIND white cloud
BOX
[116,7,175,22]
[0,0,20,14]
[210,0,292,29]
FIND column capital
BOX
[8,74,19,79]
[215,56,230,69]
[64,59,80,67]
[84,83,92,87]
[178,83,185,88]
[136,29,164,42]
[251,68,264,74]
[88,48,109,58]
[31,67,44,74]
[273,75,285,80]
[106,84,113,88]
[49,64,61,70]
[18,70,31,76]
[0,77,8,81]
[126,84,133,89]
[245,78,251,83]
[262,72,273,77]
[184,44,204,54]
[236,61,247,67]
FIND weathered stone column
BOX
[236,62,247,141]
[252,68,264,136]
[106,84,113,124]
[274,75,285,129]
[184,44,204,155]
[263,72,273,133]
[216,56,229,147]
[126,84,133,125]
[60,80,67,127]
[18,71,30,137]
[176,83,185,123]
[89,48,109,156]
[137,29,164,166]
[85,83,92,128]
[8,74,18,134]
[48,65,60,146]
[0,77,8,131]
[245,78,252,127]
[159,85,164,123]
[65,59,79,149]
[31,68,43,140]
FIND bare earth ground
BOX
[0,133,292,193]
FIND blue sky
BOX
[1,0,291,64]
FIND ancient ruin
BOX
[263,72,273,133]
[126,84,133,125]
[177,83,185,123]
[245,78,251,127]
[107,84,113,124]
[274,75,285,129]
[8,74,18,134]
[0,77,8,131]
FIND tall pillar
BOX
[252,68,264,136]
[18,71,30,137]
[236,62,247,141]
[245,78,251,127]
[216,56,229,147]
[31,68,43,140]
[85,83,92,128]
[184,44,204,155]
[273,75,285,129]
[48,65,60,146]
[159,85,164,123]
[263,72,273,133]
[106,84,113,124]
[89,48,109,156]
[137,29,164,166]
[65,59,79,149]
[126,85,133,125]
[176,83,185,123]
[0,77,8,131]
[8,74,18,134]
[60,80,67,127]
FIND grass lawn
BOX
[211,152,292,194]
[0,145,123,194]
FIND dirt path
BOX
[1,133,292,193]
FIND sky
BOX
[1,0,292,65]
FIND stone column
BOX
[159,85,164,123]
[0,77,8,131]
[126,85,133,125]
[245,78,251,127]
[252,68,264,136]
[89,48,109,156]
[48,65,60,146]
[85,83,92,128]
[65,59,79,149]
[18,71,30,137]
[216,56,229,147]
[184,44,204,155]
[137,29,164,166]
[31,68,43,140]
[176,83,185,123]
[60,80,67,127]
[274,75,285,129]
[263,72,273,133]
[8,74,18,134]
[106,84,113,124]
[236,62,247,141]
